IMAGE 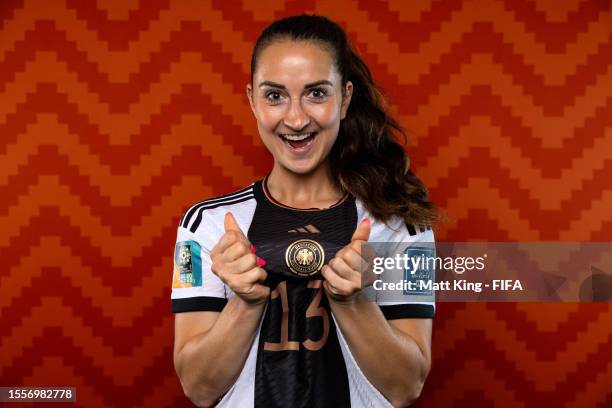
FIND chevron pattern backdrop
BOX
[1,0,611,406]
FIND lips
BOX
[278,132,318,151]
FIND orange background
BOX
[1,1,611,407]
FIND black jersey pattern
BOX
[249,180,355,408]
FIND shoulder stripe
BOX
[188,194,255,233]
[406,223,417,236]
[180,186,253,228]
[406,223,432,236]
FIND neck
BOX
[266,162,344,209]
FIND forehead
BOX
[254,40,340,86]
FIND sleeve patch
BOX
[403,245,435,297]
[173,240,203,288]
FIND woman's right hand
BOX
[210,212,270,305]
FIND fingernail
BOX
[257,258,266,266]
[251,246,257,253]
[363,217,370,224]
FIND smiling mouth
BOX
[278,132,318,149]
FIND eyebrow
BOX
[258,80,333,89]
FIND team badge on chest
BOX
[285,239,325,276]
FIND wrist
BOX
[233,294,268,309]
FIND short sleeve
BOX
[372,218,436,320]
[171,224,228,313]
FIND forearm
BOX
[176,297,265,407]
[329,298,429,407]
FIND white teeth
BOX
[280,132,315,141]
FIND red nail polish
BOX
[257,258,266,267]
[251,246,257,253]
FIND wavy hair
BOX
[250,14,442,227]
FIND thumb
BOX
[351,217,371,242]
[224,212,245,237]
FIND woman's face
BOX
[247,40,352,175]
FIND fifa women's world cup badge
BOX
[178,245,192,281]
[285,239,325,277]
[172,240,203,288]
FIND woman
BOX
[171,14,440,408]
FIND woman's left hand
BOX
[321,218,375,303]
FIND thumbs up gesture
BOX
[321,218,376,302]
[210,212,270,305]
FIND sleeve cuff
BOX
[379,304,435,319]
[172,296,227,313]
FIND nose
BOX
[283,99,310,130]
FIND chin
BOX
[280,158,321,175]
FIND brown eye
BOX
[309,88,327,99]
[265,91,283,104]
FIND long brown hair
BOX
[250,14,442,227]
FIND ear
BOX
[340,80,353,120]
[246,83,256,115]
